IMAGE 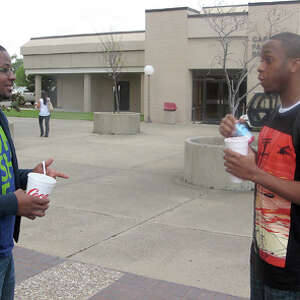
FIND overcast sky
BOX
[4,0,291,57]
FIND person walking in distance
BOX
[0,45,68,299]
[220,32,300,299]
[37,91,52,137]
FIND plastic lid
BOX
[28,172,56,184]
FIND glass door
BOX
[114,81,130,111]
[202,79,226,123]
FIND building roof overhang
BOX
[145,7,200,14]
[21,31,145,56]
[249,0,300,6]
[25,66,145,76]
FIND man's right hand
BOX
[14,189,49,219]
[219,114,237,138]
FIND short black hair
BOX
[270,32,300,58]
[0,45,7,52]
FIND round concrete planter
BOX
[184,136,254,191]
[93,112,140,135]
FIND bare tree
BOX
[100,34,123,113]
[202,2,295,117]
[250,6,295,57]
[265,7,295,39]
[203,4,256,117]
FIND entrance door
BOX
[115,81,130,111]
[192,79,202,122]
[202,79,228,123]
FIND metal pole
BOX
[147,75,151,122]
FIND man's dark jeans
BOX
[251,263,300,299]
[0,252,15,300]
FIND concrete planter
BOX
[93,112,140,135]
[184,136,254,191]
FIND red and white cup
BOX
[224,136,249,183]
[26,173,56,200]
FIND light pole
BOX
[144,65,154,122]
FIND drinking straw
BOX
[42,161,46,175]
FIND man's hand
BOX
[14,189,49,220]
[219,114,237,138]
[33,158,69,179]
[224,147,258,181]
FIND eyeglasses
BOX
[0,67,14,76]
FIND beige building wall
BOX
[145,8,195,123]
[188,12,247,38]
[187,14,247,69]
[57,75,84,111]
[247,2,300,101]
[91,74,141,112]
[23,51,144,71]
[187,38,247,69]
[91,76,114,112]
[144,7,248,123]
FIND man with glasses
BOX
[0,45,68,299]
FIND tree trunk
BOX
[114,81,120,113]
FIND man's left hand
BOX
[33,158,69,179]
[223,147,257,181]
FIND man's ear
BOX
[290,58,300,73]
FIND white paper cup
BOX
[26,173,56,200]
[224,136,248,183]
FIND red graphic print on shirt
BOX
[255,126,296,268]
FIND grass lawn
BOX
[4,109,145,121]
[4,109,94,121]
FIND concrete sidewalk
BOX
[10,117,252,299]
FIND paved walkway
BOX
[9,117,252,299]
[14,246,247,300]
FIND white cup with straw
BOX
[224,136,249,183]
[26,161,56,199]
